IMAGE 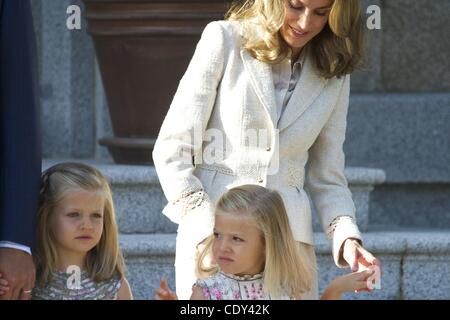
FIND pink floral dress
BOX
[195,271,292,300]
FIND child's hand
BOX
[321,269,378,300]
[331,269,375,294]
[0,273,10,296]
[155,278,178,300]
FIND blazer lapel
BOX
[278,51,328,132]
[240,48,278,127]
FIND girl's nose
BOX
[219,239,231,252]
[80,218,93,229]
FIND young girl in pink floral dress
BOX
[156,185,373,300]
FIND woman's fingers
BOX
[343,241,359,272]
[360,249,376,264]
[358,248,382,270]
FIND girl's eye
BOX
[316,11,327,16]
[92,213,103,219]
[233,236,244,242]
[213,232,219,238]
[67,212,79,218]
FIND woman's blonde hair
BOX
[35,162,125,285]
[226,0,365,78]
[197,184,316,299]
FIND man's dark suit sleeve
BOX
[0,0,41,248]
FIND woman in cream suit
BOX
[153,0,381,299]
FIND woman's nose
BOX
[297,12,311,30]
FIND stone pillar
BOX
[31,0,96,159]
[351,0,383,93]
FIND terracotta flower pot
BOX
[83,0,230,164]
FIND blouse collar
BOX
[219,270,264,281]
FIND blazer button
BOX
[258,178,264,183]
[266,147,271,152]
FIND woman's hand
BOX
[342,238,382,272]
[155,278,178,300]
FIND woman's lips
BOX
[290,26,309,37]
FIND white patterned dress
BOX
[195,271,292,300]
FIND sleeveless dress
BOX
[195,271,292,300]
[31,270,121,300]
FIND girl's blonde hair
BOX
[226,0,365,78]
[197,185,316,299]
[35,162,125,285]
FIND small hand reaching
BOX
[321,269,375,300]
[155,278,178,300]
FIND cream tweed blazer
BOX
[153,20,361,266]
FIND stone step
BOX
[346,93,450,229]
[120,231,450,300]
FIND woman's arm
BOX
[304,75,362,267]
[152,21,228,244]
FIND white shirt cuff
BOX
[326,216,362,268]
[0,241,32,255]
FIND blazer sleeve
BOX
[0,0,41,249]
[304,75,362,267]
[152,21,227,246]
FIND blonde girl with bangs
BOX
[155,185,374,300]
[12,162,131,300]
[153,0,381,299]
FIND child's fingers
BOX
[354,279,376,293]
[155,287,169,299]
[156,287,166,294]
[160,278,170,291]
[169,293,177,300]
[352,269,374,281]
